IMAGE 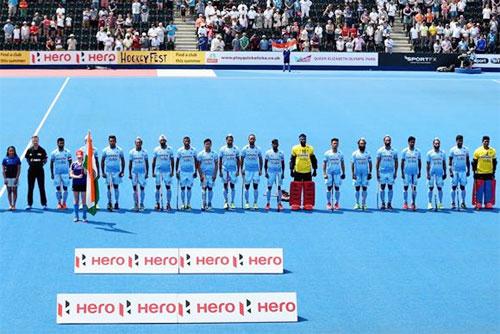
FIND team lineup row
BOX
[3,133,496,217]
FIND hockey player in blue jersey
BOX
[426,138,447,210]
[449,135,470,209]
[351,138,372,210]
[264,139,285,211]
[401,136,421,211]
[322,138,345,210]
[101,135,125,211]
[176,136,197,210]
[197,138,218,211]
[152,135,175,211]
[241,134,263,210]
[129,137,149,212]
[219,134,241,210]
[376,135,398,210]
[50,137,72,210]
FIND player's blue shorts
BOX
[53,173,70,188]
[155,172,172,186]
[451,171,467,187]
[131,173,147,187]
[221,169,238,184]
[427,174,444,188]
[378,172,395,185]
[179,171,194,188]
[200,171,216,188]
[353,172,369,187]
[267,172,283,187]
[324,172,342,187]
[244,171,260,185]
[403,173,418,186]
[105,172,122,186]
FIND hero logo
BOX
[119,300,132,317]
[31,52,79,64]
[75,254,86,268]
[403,56,436,64]
[57,301,71,317]
[239,299,252,316]
[128,254,140,268]
[180,254,244,268]
[194,299,252,316]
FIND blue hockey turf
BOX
[1,70,499,333]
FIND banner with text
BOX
[57,292,297,324]
[291,52,378,66]
[473,54,500,69]
[205,52,283,65]
[30,51,117,65]
[75,248,283,274]
[0,51,30,65]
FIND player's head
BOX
[75,149,84,161]
[358,137,366,150]
[331,138,339,150]
[383,135,391,147]
[272,139,279,150]
[226,134,234,146]
[6,146,17,157]
[455,134,463,147]
[135,136,143,149]
[183,136,191,147]
[31,135,39,146]
[299,133,307,145]
[408,136,416,149]
[248,134,256,145]
[108,135,117,147]
[204,138,212,150]
[433,137,440,150]
[158,134,167,146]
[482,135,490,148]
[57,137,65,149]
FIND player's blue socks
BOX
[107,189,112,203]
[140,189,145,205]
[412,190,417,203]
[361,191,367,205]
[245,189,249,203]
[403,190,408,203]
[73,204,79,220]
[428,190,433,203]
[155,190,160,203]
[133,191,138,206]
[461,189,466,203]
[267,188,272,203]
[56,191,62,202]
[181,189,185,205]
[231,188,236,203]
[202,190,206,205]
[63,190,68,204]
[388,190,393,203]
[277,189,282,204]
[335,191,340,203]
[115,189,119,202]
[355,190,360,204]
[438,190,443,203]
[187,188,191,205]
[253,189,258,204]
[167,189,172,204]
[82,205,88,220]
[451,189,456,203]
[326,191,332,203]
[208,189,213,204]
[223,188,228,203]
[380,189,385,204]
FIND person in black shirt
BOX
[25,135,48,210]
[283,47,291,72]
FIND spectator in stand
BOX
[433,37,442,53]
[20,21,29,44]
[29,22,39,44]
[141,2,149,24]
[166,21,177,44]
[353,34,365,51]
[55,35,64,50]
[232,33,241,51]
[96,27,107,50]
[19,0,28,18]
[3,20,14,44]
[476,34,487,53]
[210,34,224,51]
[198,33,209,50]
[240,32,250,50]
[140,32,150,50]
[259,35,269,50]
[8,0,18,19]
[83,8,91,28]
[384,34,394,53]
[132,0,141,24]
[123,33,133,50]
[13,24,20,44]
[487,30,496,53]
[67,33,77,50]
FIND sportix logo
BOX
[403,56,436,64]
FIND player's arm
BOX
[42,149,48,165]
[417,157,422,178]
[341,159,346,179]
[50,153,55,179]
[170,157,175,177]
[196,157,203,180]
[322,159,327,179]
[236,156,241,176]
[394,156,398,178]
[152,156,157,177]
[368,157,373,179]
[448,154,453,176]
[145,157,149,178]
[264,158,269,177]
[442,157,447,179]
[375,154,381,179]
[120,153,125,177]
[466,152,470,176]
[193,156,197,178]
[310,153,317,177]
[95,155,100,178]
[289,149,296,177]
[281,158,285,178]
[213,156,218,180]
[240,155,245,176]
[259,154,263,175]
[68,154,72,169]
[128,157,132,179]
[351,160,356,179]
[472,150,478,174]
[400,155,405,179]
[175,157,180,176]
[218,156,223,177]
[100,153,106,177]
[493,156,497,177]
[2,163,6,182]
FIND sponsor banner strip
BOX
[30,51,118,65]
[57,292,297,324]
[75,248,283,274]
[0,51,30,65]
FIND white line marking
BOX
[493,79,500,84]
[156,69,217,77]
[213,75,497,82]
[0,77,70,199]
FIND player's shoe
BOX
[362,204,368,211]
[460,202,466,209]
[451,202,456,209]
[166,203,172,211]
[133,204,139,212]
[427,202,433,210]
[139,204,145,211]
[402,203,409,210]
[244,202,250,210]
[107,202,113,211]
[62,202,67,210]
[230,203,236,210]
[277,203,283,212]
[265,203,271,211]
[334,203,340,210]
[82,218,88,223]
[25,205,32,210]
[291,204,300,211]
[411,203,416,211]
[201,203,206,211]
[485,203,494,209]
[475,203,482,210]
[154,203,161,211]
[353,203,361,210]
[380,203,386,210]
[114,203,119,210]
[186,204,192,211]
[326,202,332,210]
[304,204,313,211]
[73,217,79,222]
[42,205,48,210]
[207,204,213,211]
[253,203,258,210]
[437,203,444,210]
[56,203,63,210]
[387,203,393,210]
[224,202,229,210]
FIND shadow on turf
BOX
[86,220,135,234]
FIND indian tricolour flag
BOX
[84,131,99,215]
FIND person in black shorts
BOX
[70,150,87,222]
[25,135,48,210]
[283,47,291,72]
